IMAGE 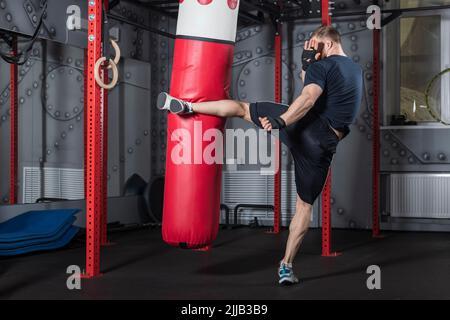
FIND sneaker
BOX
[156,92,171,111]
[278,262,299,286]
[156,92,193,115]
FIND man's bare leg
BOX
[192,100,252,122]
[282,195,313,264]
[278,195,312,285]
[157,92,252,122]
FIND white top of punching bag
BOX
[176,0,240,44]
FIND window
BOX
[400,15,442,122]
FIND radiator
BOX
[222,170,297,222]
[23,167,84,203]
[389,173,450,219]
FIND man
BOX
[157,26,363,285]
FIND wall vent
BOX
[23,167,84,203]
[222,170,297,222]
[390,173,450,219]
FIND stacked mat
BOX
[0,209,80,256]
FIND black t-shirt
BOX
[304,55,363,136]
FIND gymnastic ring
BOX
[94,57,118,90]
[107,39,121,70]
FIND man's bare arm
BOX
[279,84,323,126]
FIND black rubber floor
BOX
[0,227,449,300]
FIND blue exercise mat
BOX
[0,217,76,250]
[0,209,80,243]
[0,226,80,256]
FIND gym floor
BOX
[0,227,449,300]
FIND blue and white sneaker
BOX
[156,92,193,115]
[278,262,299,286]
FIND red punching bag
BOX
[162,0,240,248]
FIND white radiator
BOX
[389,173,450,219]
[222,170,297,221]
[23,167,84,203]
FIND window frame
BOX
[382,9,450,126]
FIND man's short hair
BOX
[311,26,341,44]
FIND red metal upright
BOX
[84,49,87,198]
[9,37,18,205]
[272,30,282,234]
[100,0,109,245]
[372,29,381,238]
[320,0,340,257]
[84,0,104,278]
[321,0,332,26]
[100,62,108,245]
[321,171,333,255]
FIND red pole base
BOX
[194,245,212,252]
[81,273,103,279]
[265,228,281,234]
[322,251,342,258]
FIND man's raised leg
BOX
[157,92,252,122]
[192,100,251,121]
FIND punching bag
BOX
[162,0,240,248]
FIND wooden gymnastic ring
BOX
[94,57,118,90]
[107,39,121,70]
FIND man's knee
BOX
[289,197,312,234]
[296,195,313,212]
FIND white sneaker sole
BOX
[169,99,185,114]
[157,92,187,114]
[156,92,170,110]
[279,277,299,286]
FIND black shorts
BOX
[249,101,340,205]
